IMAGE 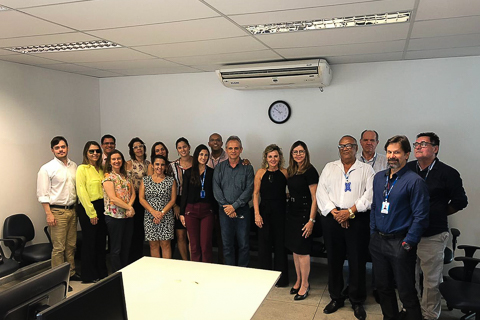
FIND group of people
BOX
[36,130,467,320]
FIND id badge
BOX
[381,201,390,214]
[200,190,206,199]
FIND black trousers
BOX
[369,232,422,320]
[128,195,145,263]
[257,200,289,287]
[105,215,134,273]
[77,199,108,282]
[321,211,370,304]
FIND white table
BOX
[120,257,280,320]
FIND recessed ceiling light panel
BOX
[245,11,411,35]
[5,40,122,54]
[0,5,11,11]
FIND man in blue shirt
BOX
[213,136,254,267]
[369,135,429,320]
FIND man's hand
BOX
[242,159,251,166]
[341,220,350,229]
[223,204,235,215]
[46,213,56,226]
[334,210,350,224]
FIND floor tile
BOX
[252,299,318,320]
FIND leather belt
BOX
[51,204,75,210]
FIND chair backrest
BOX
[3,214,35,242]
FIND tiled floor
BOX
[2,253,466,320]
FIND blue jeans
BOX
[218,206,250,267]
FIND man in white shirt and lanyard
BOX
[37,136,79,281]
[317,135,375,320]
[358,130,388,173]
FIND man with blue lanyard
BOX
[407,132,468,320]
[317,135,374,320]
[370,135,429,320]
[358,130,388,173]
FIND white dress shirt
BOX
[316,159,374,216]
[357,152,388,173]
[37,157,77,206]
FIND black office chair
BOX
[0,238,20,278]
[3,214,52,266]
[440,256,480,320]
[449,244,480,283]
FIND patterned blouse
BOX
[127,159,150,193]
[170,158,192,196]
[102,172,132,219]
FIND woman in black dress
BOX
[285,141,319,301]
[253,144,289,287]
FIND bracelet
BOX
[309,218,316,223]
[348,208,355,219]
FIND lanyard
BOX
[361,153,377,168]
[344,168,356,181]
[417,160,436,181]
[200,169,206,191]
[383,175,399,201]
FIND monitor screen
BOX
[0,262,69,320]
[37,272,128,320]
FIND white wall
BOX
[100,56,480,248]
[0,60,100,245]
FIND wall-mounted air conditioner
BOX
[216,59,332,90]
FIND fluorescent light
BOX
[245,11,411,35]
[5,40,122,54]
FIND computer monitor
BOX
[37,272,128,320]
[0,262,70,320]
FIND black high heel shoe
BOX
[290,286,300,295]
[294,285,310,301]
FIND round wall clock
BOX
[268,100,291,124]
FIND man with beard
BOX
[37,136,79,285]
[407,132,468,320]
[369,135,429,320]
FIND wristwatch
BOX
[348,208,355,219]
[309,218,316,223]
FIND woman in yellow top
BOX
[76,141,108,283]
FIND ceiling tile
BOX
[88,17,248,47]
[415,0,480,21]
[231,0,415,26]
[75,69,127,78]
[33,47,154,63]
[39,63,107,72]
[0,32,99,48]
[276,40,406,59]
[76,59,182,70]
[204,0,378,15]
[257,23,410,48]
[408,33,480,51]
[327,52,403,64]
[166,50,283,66]
[405,46,480,60]
[113,66,202,76]
[0,48,12,55]
[411,16,480,38]
[0,0,82,9]
[21,0,219,31]
[191,64,225,72]
[0,53,63,65]
[134,36,268,58]
[0,10,72,38]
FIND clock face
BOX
[268,101,291,124]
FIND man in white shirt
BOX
[317,135,375,320]
[358,130,388,173]
[37,136,79,281]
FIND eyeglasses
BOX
[338,144,357,150]
[413,141,435,148]
[88,149,101,154]
[292,150,305,155]
[133,144,144,150]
